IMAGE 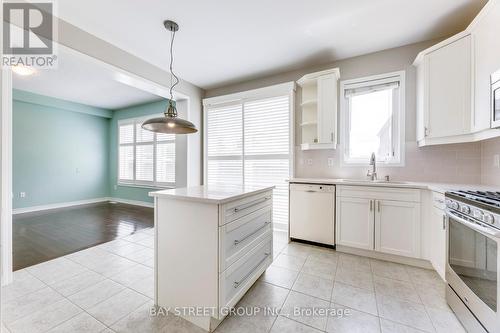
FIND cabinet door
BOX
[416,63,426,142]
[472,1,500,131]
[375,200,421,258]
[317,74,337,144]
[426,35,472,138]
[430,206,446,279]
[336,197,374,250]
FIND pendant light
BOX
[142,20,198,134]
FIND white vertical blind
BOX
[206,94,291,228]
[118,117,175,187]
[206,103,243,185]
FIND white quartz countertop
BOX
[289,178,500,194]
[149,184,275,204]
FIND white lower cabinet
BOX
[421,191,447,280]
[336,197,374,250]
[430,204,447,278]
[336,186,421,259]
[375,200,421,257]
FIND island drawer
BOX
[220,190,273,226]
[219,206,272,272]
[218,236,272,312]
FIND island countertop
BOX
[149,184,275,204]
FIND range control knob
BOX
[451,201,459,210]
[460,205,471,214]
[484,214,495,224]
[473,209,484,220]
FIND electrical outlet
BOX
[494,154,500,168]
[327,158,334,167]
[306,159,313,166]
[20,192,26,198]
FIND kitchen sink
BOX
[336,179,407,185]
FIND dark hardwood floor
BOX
[13,202,154,271]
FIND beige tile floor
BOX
[1,229,465,333]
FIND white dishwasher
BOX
[289,183,335,246]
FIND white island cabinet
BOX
[149,184,274,332]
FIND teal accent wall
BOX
[13,89,113,118]
[109,99,168,203]
[12,90,169,209]
[13,94,111,209]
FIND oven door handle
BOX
[447,210,500,238]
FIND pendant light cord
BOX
[169,29,179,116]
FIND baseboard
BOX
[335,245,434,270]
[13,197,110,214]
[108,197,154,208]
[13,196,154,214]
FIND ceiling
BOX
[57,0,486,90]
[13,46,162,110]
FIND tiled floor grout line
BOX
[368,257,383,333]
[268,250,331,333]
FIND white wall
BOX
[205,39,483,184]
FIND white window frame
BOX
[340,71,406,167]
[117,115,176,188]
[202,82,296,184]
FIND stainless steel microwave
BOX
[492,69,500,128]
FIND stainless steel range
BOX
[445,190,500,333]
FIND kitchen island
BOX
[149,184,275,332]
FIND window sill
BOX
[117,183,175,190]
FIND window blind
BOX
[206,95,291,229]
[118,117,175,187]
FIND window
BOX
[204,83,293,230]
[118,117,175,187]
[340,71,405,165]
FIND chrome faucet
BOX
[367,152,377,181]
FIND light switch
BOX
[20,192,26,198]
[306,159,313,166]
[327,158,334,167]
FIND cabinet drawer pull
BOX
[233,196,271,213]
[442,215,446,230]
[234,222,271,246]
[369,200,373,211]
[233,252,270,288]
[377,201,381,212]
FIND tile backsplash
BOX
[295,141,484,184]
[481,136,500,186]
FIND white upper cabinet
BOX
[297,68,340,150]
[414,0,500,146]
[470,0,500,131]
[414,34,473,142]
[427,35,472,138]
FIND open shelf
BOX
[300,121,318,127]
[300,99,317,107]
